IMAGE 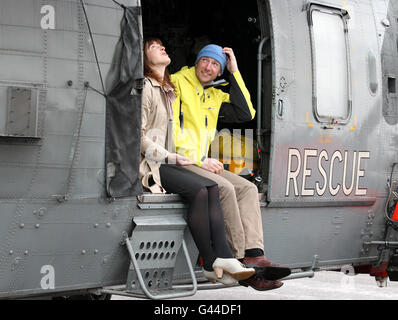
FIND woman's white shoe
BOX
[202,268,238,286]
[212,258,255,281]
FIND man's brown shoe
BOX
[239,276,283,291]
[243,256,291,280]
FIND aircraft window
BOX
[310,7,352,124]
[388,77,396,94]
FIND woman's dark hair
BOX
[144,38,174,89]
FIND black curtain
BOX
[105,6,143,197]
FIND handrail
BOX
[256,37,269,151]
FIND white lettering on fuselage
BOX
[40,265,55,289]
[40,5,55,30]
[285,149,370,197]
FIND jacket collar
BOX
[175,66,202,88]
[146,76,162,88]
[175,66,228,90]
[146,76,174,93]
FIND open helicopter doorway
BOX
[141,0,273,190]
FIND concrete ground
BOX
[111,270,398,300]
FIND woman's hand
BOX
[166,153,195,166]
[201,158,224,174]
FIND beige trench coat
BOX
[139,77,175,193]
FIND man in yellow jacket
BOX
[171,44,290,291]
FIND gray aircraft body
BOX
[0,0,397,299]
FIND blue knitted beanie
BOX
[195,44,227,73]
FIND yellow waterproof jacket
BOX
[170,66,256,166]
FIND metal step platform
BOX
[137,192,183,203]
[104,214,197,300]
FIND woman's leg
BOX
[207,185,234,259]
[183,165,246,259]
[186,187,217,271]
[159,165,218,271]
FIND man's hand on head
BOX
[222,47,239,74]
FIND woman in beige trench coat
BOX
[139,38,255,285]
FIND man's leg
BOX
[218,170,264,252]
[217,170,292,286]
